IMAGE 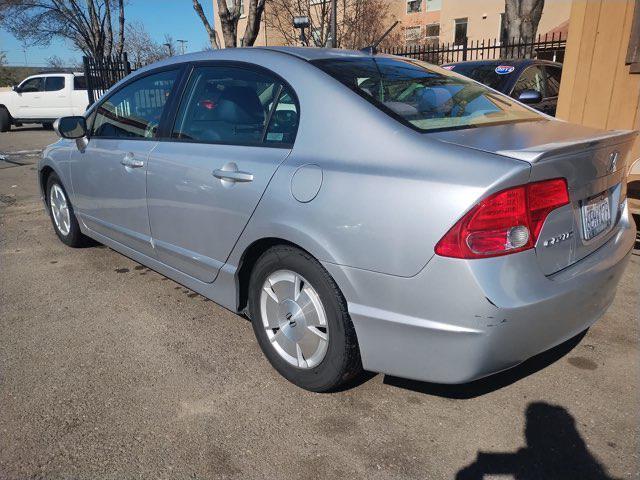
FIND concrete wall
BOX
[438,0,572,44]
[556,0,640,160]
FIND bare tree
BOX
[502,0,545,42]
[192,0,220,49]
[193,0,266,48]
[163,34,177,57]
[265,0,399,49]
[46,55,66,70]
[0,0,126,62]
[124,21,167,66]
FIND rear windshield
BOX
[312,57,541,132]
[444,63,514,92]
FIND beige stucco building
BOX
[213,0,572,48]
[437,0,572,45]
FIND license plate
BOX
[581,194,611,240]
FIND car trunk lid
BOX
[429,120,638,274]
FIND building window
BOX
[454,17,468,45]
[226,0,244,16]
[426,0,441,12]
[425,23,440,38]
[407,0,422,14]
[405,26,422,45]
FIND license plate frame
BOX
[581,192,612,241]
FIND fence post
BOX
[123,52,131,76]
[82,56,95,106]
[462,37,468,61]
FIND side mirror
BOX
[12,85,21,93]
[518,89,542,104]
[53,116,87,139]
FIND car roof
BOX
[257,46,376,61]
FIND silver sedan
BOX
[40,47,637,391]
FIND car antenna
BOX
[360,21,399,55]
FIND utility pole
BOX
[176,39,188,55]
[330,0,337,48]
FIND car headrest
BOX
[212,86,265,124]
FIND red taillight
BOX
[435,178,569,259]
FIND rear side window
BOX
[313,57,540,132]
[19,77,43,92]
[545,66,562,97]
[45,77,65,92]
[91,69,178,139]
[171,65,298,146]
[512,65,546,99]
[74,75,87,90]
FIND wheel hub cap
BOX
[49,184,71,236]
[260,270,329,369]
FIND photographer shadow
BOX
[456,402,619,480]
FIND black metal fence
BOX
[82,53,132,105]
[383,33,566,65]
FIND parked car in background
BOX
[40,48,636,392]
[0,72,89,132]
[442,59,562,116]
[628,158,640,216]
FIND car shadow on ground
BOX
[455,401,618,480]
[382,330,587,399]
[7,126,49,133]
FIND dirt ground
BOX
[1,128,639,479]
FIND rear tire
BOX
[42,122,53,130]
[248,245,362,392]
[0,108,11,132]
[45,173,91,247]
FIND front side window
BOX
[45,77,65,92]
[312,57,541,132]
[19,77,43,93]
[545,66,562,97]
[172,65,298,146]
[512,66,546,99]
[91,69,178,139]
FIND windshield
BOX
[312,57,541,132]
[444,63,515,92]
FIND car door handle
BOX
[121,155,144,168]
[213,169,253,183]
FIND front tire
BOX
[46,173,90,247]
[42,122,53,130]
[0,107,11,132]
[248,245,362,392]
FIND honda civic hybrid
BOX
[40,47,637,391]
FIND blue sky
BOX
[0,0,215,66]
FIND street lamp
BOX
[293,16,310,47]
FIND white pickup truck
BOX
[0,72,89,132]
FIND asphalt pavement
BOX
[1,127,639,479]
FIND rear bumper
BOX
[324,203,636,384]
